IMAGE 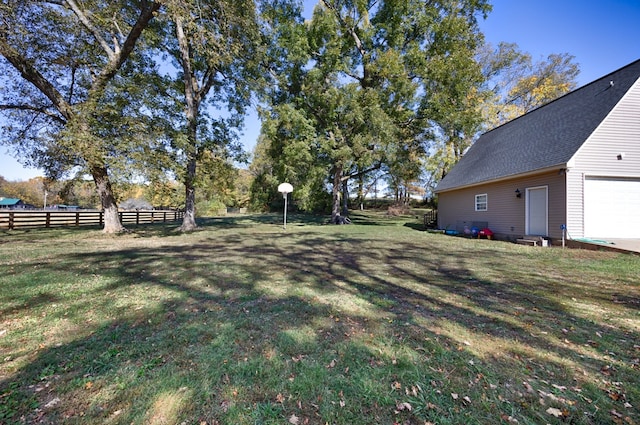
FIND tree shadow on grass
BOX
[1,226,638,424]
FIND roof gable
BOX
[436,59,640,192]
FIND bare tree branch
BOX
[0,103,67,124]
[90,1,161,98]
[64,0,116,60]
[0,38,74,120]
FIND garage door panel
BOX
[584,177,640,238]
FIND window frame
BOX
[475,193,488,211]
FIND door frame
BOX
[525,185,548,236]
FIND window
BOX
[475,194,487,211]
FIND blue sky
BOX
[1,0,639,181]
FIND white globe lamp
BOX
[277,183,293,230]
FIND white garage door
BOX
[584,177,640,238]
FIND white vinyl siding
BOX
[567,75,640,238]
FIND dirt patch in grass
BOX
[1,213,639,424]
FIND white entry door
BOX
[526,186,548,236]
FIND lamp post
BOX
[277,183,293,230]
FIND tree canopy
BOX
[0,0,581,224]
[148,0,264,231]
[479,43,580,128]
[0,0,160,232]
[253,0,492,220]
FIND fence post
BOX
[136,211,140,225]
[100,211,103,226]
[46,212,51,228]
[75,211,80,226]
[9,212,14,230]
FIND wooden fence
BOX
[0,209,184,230]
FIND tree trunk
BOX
[175,15,201,232]
[341,178,349,216]
[357,175,364,210]
[91,165,126,233]
[331,165,342,223]
[180,156,198,231]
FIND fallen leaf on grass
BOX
[44,397,60,409]
[608,391,625,401]
[546,407,563,417]
[500,414,519,423]
[610,409,623,419]
[405,385,419,397]
[601,365,615,375]
[276,393,285,404]
[394,401,412,412]
[326,359,336,368]
[539,390,559,402]
[451,393,458,400]
[288,414,299,424]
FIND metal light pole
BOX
[277,183,293,230]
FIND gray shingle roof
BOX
[435,59,640,193]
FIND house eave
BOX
[435,164,568,194]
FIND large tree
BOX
[156,0,262,231]
[422,44,580,197]
[478,43,580,128]
[256,0,491,222]
[0,0,160,233]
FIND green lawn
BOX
[1,212,638,424]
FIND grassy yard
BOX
[1,212,639,425]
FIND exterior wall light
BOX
[515,189,522,198]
